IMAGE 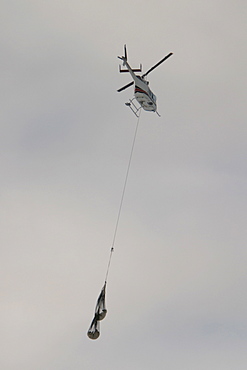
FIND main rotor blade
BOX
[142,52,173,78]
[117,81,134,92]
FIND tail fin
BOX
[118,44,127,65]
[124,44,127,60]
[118,44,142,73]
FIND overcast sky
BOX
[1,1,247,369]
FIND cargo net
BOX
[87,283,107,340]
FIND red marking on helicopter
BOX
[134,86,148,95]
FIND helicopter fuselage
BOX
[123,60,157,112]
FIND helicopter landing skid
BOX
[125,98,142,117]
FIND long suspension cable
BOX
[105,111,141,283]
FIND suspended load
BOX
[87,283,107,340]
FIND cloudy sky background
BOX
[1,0,247,369]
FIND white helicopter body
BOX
[118,45,172,117]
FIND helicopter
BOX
[117,45,173,117]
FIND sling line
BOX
[105,110,141,283]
